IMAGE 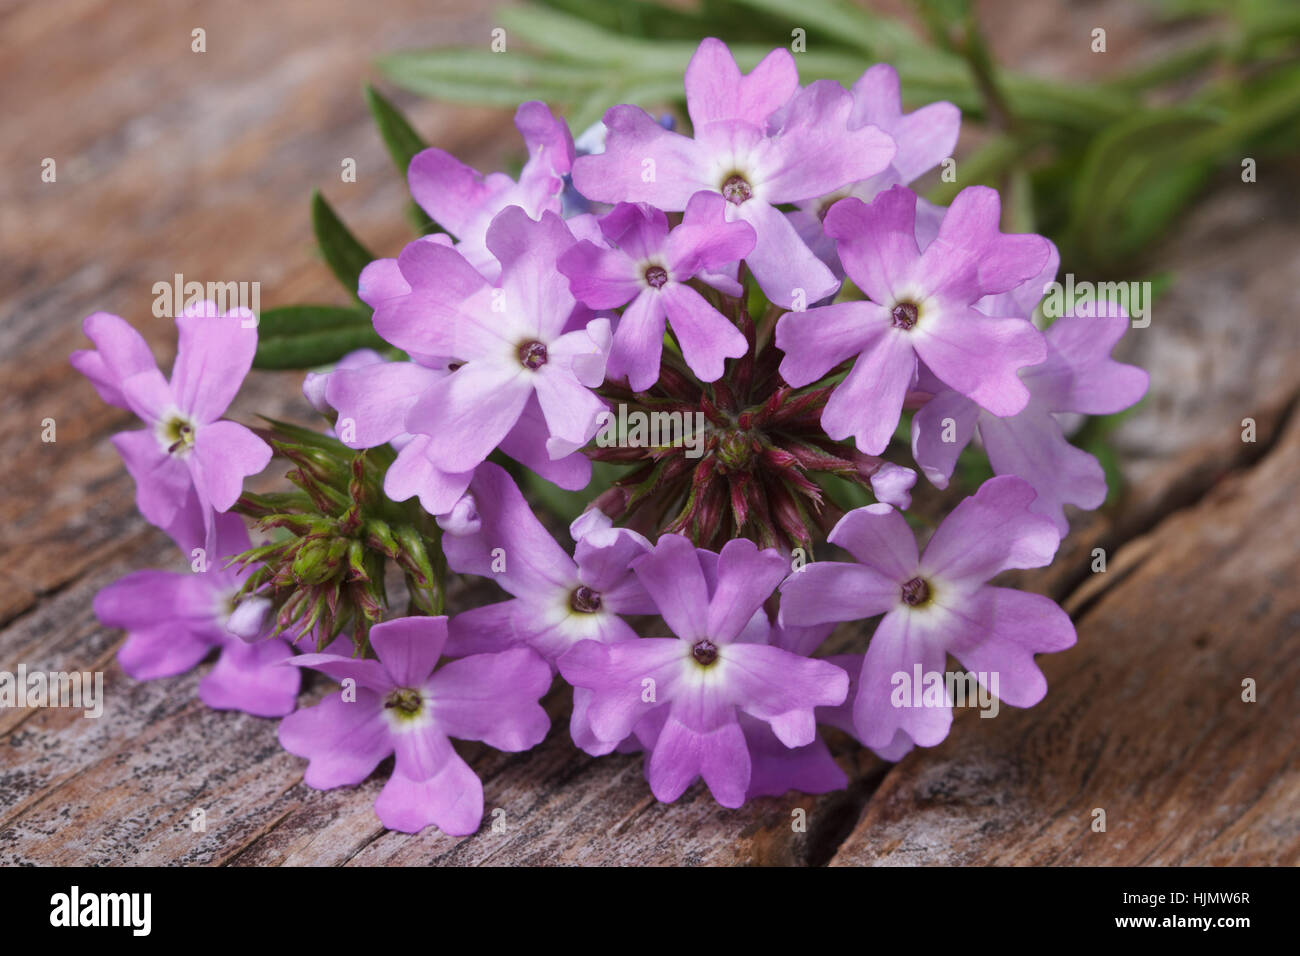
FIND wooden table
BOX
[2,0,1297,865]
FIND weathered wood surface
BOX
[1,1,1297,865]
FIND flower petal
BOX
[278,691,392,789]
[979,402,1108,534]
[910,386,981,489]
[758,80,897,202]
[557,240,640,309]
[734,198,839,309]
[70,312,159,410]
[724,642,848,747]
[190,420,272,513]
[629,534,710,642]
[1027,308,1149,415]
[775,300,883,388]
[325,361,445,448]
[407,361,531,473]
[824,188,921,304]
[428,647,553,750]
[912,305,1044,417]
[659,283,748,385]
[920,475,1061,584]
[170,307,259,423]
[852,610,953,749]
[442,461,578,593]
[647,712,750,807]
[370,616,449,688]
[705,538,789,642]
[779,560,898,627]
[684,38,798,129]
[606,291,666,391]
[820,326,916,455]
[826,502,920,580]
[945,586,1076,707]
[199,637,299,717]
[741,713,847,799]
[571,106,709,208]
[557,637,685,745]
[382,435,474,516]
[377,742,483,835]
[110,429,190,529]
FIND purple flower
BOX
[444,466,654,661]
[558,535,848,807]
[70,303,272,532]
[408,101,575,276]
[442,464,655,752]
[775,185,1050,454]
[317,340,593,516]
[738,619,848,799]
[571,38,896,309]
[93,495,299,717]
[302,347,387,417]
[788,63,961,274]
[558,193,756,389]
[779,476,1075,751]
[913,296,1149,533]
[279,616,551,834]
[366,209,611,480]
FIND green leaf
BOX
[728,0,927,60]
[1063,108,1217,266]
[253,305,387,370]
[379,49,602,106]
[365,84,428,174]
[364,85,439,234]
[257,416,351,451]
[311,190,375,301]
[254,327,390,370]
[256,304,372,338]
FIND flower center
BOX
[644,265,668,289]
[891,301,920,331]
[517,340,548,370]
[691,639,719,666]
[715,429,757,471]
[384,687,424,718]
[160,414,197,456]
[569,585,602,614]
[900,576,932,607]
[720,174,753,205]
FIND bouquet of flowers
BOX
[73,39,1146,835]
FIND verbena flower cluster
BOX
[74,40,1147,834]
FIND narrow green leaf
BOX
[363,85,438,234]
[378,50,601,105]
[311,190,374,301]
[257,416,351,451]
[364,84,428,174]
[1063,109,1217,265]
[254,325,389,370]
[728,0,926,60]
[256,304,372,338]
[253,305,386,370]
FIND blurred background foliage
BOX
[379,0,1300,273]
